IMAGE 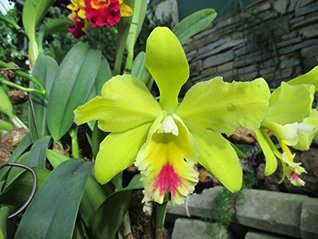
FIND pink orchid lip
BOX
[290,172,299,181]
[153,163,181,197]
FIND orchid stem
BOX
[125,51,134,73]
[0,77,48,99]
[154,194,169,239]
[114,37,126,75]
[70,127,80,159]
[0,14,21,32]
[113,23,130,75]
[0,61,47,99]
[28,95,40,139]
[121,212,133,239]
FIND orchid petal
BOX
[288,66,318,91]
[255,129,278,175]
[293,110,318,150]
[94,123,151,184]
[189,125,242,192]
[135,114,198,204]
[146,27,189,113]
[262,120,299,146]
[176,77,270,135]
[266,82,315,124]
[74,75,161,132]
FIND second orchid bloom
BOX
[67,0,133,38]
[255,74,318,186]
[74,27,271,204]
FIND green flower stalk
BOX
[255,82,318,186]
[74,27,270,204]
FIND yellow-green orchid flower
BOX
[255,81,318,185]
[74,27,270,204]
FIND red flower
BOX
[85,0,121,28]
[68,15,86,38]
[67,0,132,38]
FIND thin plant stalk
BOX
[70,127,80,159]
[0,77,47,99]
[0,60,48,99]
[154,194,169,239]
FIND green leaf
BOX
[0,134,32,181]
[125,0,148,70]
[46,149,70,168]
[22,0,56,39]
[22,0,56,60]
[124,173,143,191]
[15,159,93,239]
[4,152,29,188]
[91,124,107,159]
[5,136,50,187]
[231,143,245,159]
[173,8,217,42]
[37,18,71,52]
[0,168,50,208]
[79,176,107,227]
[29,54,58,141]
[91,191,132,239]
[90,174,143,239]
[87,56,112,100]
[131,51,153,88]
[0,206,9,239]
[9,134,32,163]
[0,86,13,117]
[27,136,51,167]
[47,43,104,141]
[0,14,21,31]
[72,218,89,239]
[0,119,13,131]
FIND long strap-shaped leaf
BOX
[22,0,56,61]
[173,8,217,42]
[47,43,111,141]
[125,0,148,70]
[30,55,58,141]
[90,174,143,239]
[14,159,92,239]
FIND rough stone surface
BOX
[300,197,318,239]
[180,0,318,92]
[235,189,306,238]
[166,186,226,219]
[171,219,233,239]
[203,50,234,68]
[274,0,288,14]
[245,231,292,239]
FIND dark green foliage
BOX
[0,8,26,66]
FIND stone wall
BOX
[182,0,318,89]
[167,187,318,239]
